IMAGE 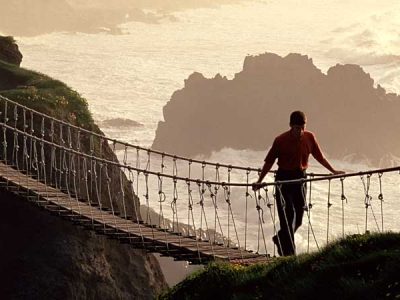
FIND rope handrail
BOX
[0,95,330,176]
[2,121,400,187]
[0,95,261,172]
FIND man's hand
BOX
[252,182,263,191]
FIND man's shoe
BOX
[272,235,283,256]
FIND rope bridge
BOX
[0,95,399,264]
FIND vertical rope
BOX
[70,145,83,216]
[263,185,276,256]
[187,160,192,236]
[136,148,141,223]
[76,130,81,197]
[144,172,151,224]
[22,108,29,172]
[58,123,64,190]
[224,167,242,259]
[89,134,95,203]
[104,163,117,227]
[2,100,8,162]
[306,176,313,252]
[120,146,128,220]
[199,162,206,240]
[39,125,47,198]
[326,179,332,243]
[198,180,214,257]
[171,157,180,233]
[244,169,250,251]
[226,166,231,246]
[361,173,381,232]
[12,105,19,169]
[378,172,384,232]
[49,120,55,186]
[340,177,347,238]
[128,169,140,223]
[128,169,145,247]
[253,188,267,255]
[186,176,202,262]
[28,111,34,174]
[145,150,151,225]
[207,182,225,246]
[158,154,166,228]
[171,178,179,233]
[302,178,319,252]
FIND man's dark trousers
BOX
[274,169,307,256]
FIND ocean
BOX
[11,0,400,283]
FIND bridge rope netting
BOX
[0,95,400,264]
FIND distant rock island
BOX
[152,52,400,167]
[100,118,143,128]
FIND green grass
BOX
[159,233,400,300]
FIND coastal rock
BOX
[152,52,400,167]
[0,189,166,300]
[100,118,144,128]
[0,36,22,66]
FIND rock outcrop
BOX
[152,52,400,167]
[0,36,22,66]
[0,189,166,300]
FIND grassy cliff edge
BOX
[159,233,400,299]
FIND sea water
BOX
[10,0,400,283]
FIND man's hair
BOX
[290,111,306,125]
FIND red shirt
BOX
[264,130,324,171]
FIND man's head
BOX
[289,111,306,138]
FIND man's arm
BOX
[253,138,278,190]
[253,161,274,190]
[311,133,345,175]
[256,161,274,184]
[317,157,345,175]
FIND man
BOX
[253,111,344,256]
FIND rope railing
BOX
[0,95,400,262]
[0,95,330,177]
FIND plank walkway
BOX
[0,161,270,265]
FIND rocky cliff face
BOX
[0,36,22,66]
[0,37,167,299]
[152,52,400,167]
[0,189,166,300]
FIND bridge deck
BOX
[0,161,270,265]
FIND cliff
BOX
[0,36,22,66]
[152,52,400,167]
[0,36,167,299]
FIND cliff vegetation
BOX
[159,232,400,300]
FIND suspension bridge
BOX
[0,95,399,265]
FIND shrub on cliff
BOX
[0,59,93,128]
